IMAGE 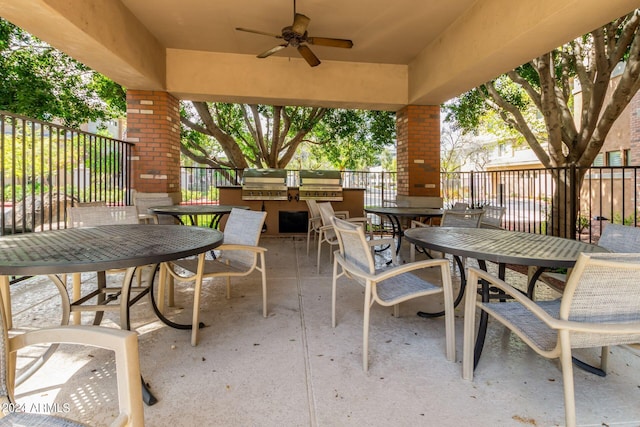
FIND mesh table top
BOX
[404,227,608,268]
[0,225,223,275]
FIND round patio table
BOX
[404,226,608,368]
[148,204,250,228]
[0,224,223,405]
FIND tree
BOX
[0,18,125,127]
[179,101,395,170]
[445,9,640,236]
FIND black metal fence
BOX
[1,109,637,242]
[1,111,133,235]
[180,166,639,243]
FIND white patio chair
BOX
[133,195,176,224]
[479,205,506,229]
[316,202,372,274]
[0,290,144,426]
[66,206,150,328]
[331,217,455,371]
[306,199,351,255]
[462,252,640,427]
[160,208,268,346]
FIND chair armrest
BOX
[217,244,267,253]
[334,210,350,219]
[336,255,450,282]
[366,237,397,264]
[9,325,144,427]
[410,220,430,228]
[466,267,560,327]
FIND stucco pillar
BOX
[395,105,440,196]
[126,90,181,200]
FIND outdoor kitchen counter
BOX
[218,187,365,235]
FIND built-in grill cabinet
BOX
[241,168,289,201]
[298,170,343,201]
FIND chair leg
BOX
[72,273,82,325]
[362,282,372,372]
[332,259,339,328]
[559,331,577,427]
[600,346,609,373]
[462,269,479,380]
[260,252,267,317]
[317,231,324,274]
[307,224,312,255]
[191,253,206,347]
[157,263,167,314]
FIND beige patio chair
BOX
[462,252,640,427]
[0,290,144,426]
[529,223,640,298]
[330,217,455,371]
[479,205,506,229]
[316,202,372,274]
[409,209,485,262]
[133,195,176,224]
[67,206,149,327]
[160,208,268,346]
[305,200,348,255]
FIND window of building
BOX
[624,149,631,166]
[607,151,622,166]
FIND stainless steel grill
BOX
[241,169,289,201]
[298,170,343,201]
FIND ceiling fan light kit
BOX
[235,1,353,67]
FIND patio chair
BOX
[133,195,176,224]
[0,290,144,426]
[462,252,640,427]
[316,202,372,274]
[67,206,150,328]
[529,223,640,298]
[306,200,348,255]
[160,208,267,346]
[479,205,506,229]
[409,209,484,262]
[330,217,455,371]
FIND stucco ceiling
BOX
[1,0,639,109]
[121,0,474,65]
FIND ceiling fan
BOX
[235,0,353,67]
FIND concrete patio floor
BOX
[8,235,640,426]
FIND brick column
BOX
[630,91,640,166]
[396,105,440,196]
[126,90,181,198]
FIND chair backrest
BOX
[451,202,469,211]
[222,208,267,267]
[67,206,140,227]
[317,202,337,240]
[597,223,640,253]
[561,252,640,348]
[331,216,375,284]
[134,196,175,224]
[440,209,484,228]
[306,200,320,219]
[480,206,506,229]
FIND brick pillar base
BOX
[396,105,440,196]
[126,90,181,197]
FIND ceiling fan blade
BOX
[297,45,321,67]
[257,44,288,58]
[236,27,283,39]
[307,37,353,49]
[291,13,310,35]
